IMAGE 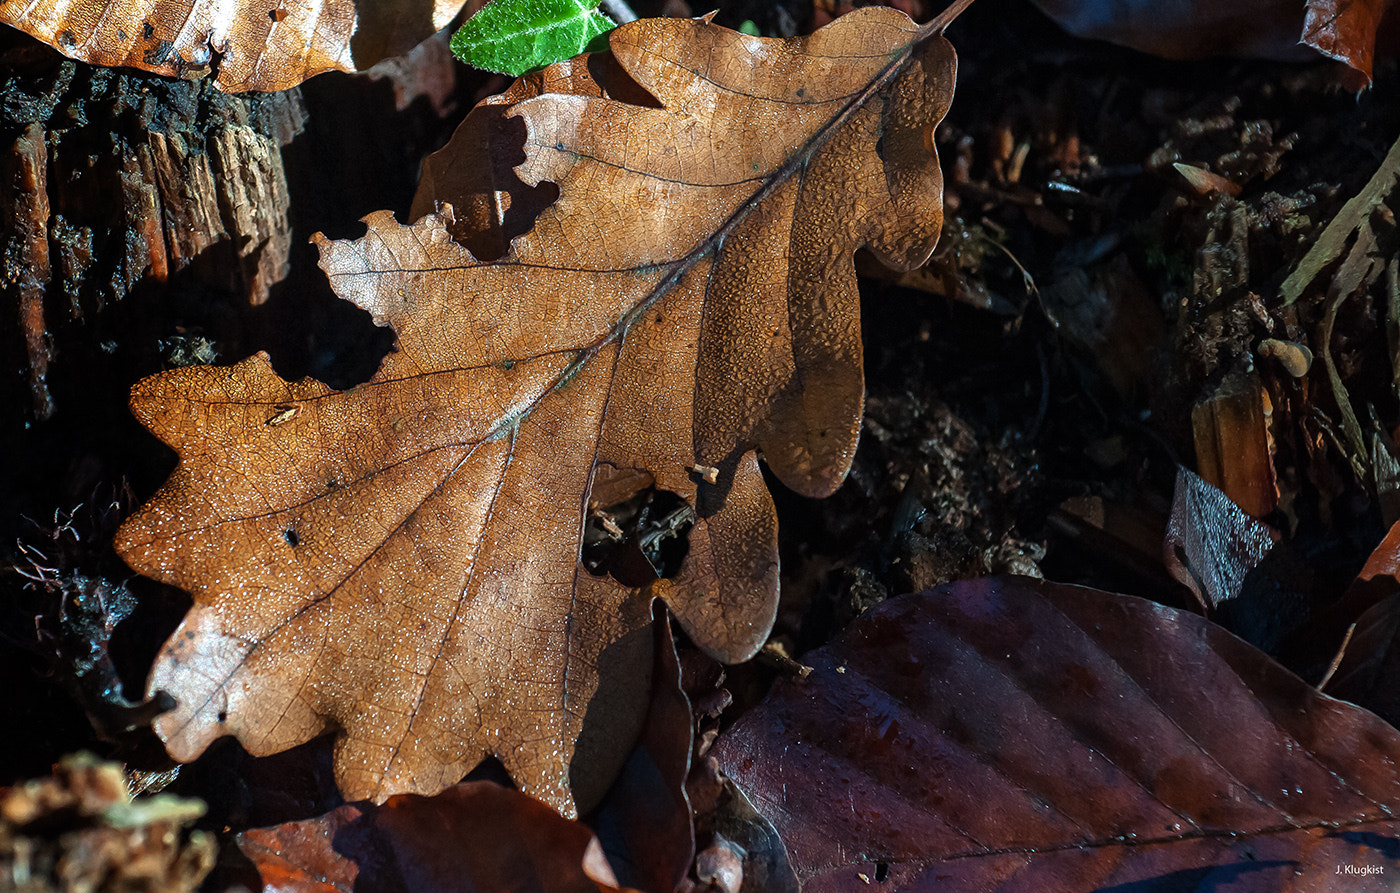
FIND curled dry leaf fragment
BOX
[1173,161,1241,197]
[0,0,468,92]
[1164,466,1278,613]
[114,5,971,816]
[1303,0,1397,86]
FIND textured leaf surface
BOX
[450,0,613,76]
[115,7,964,816]
[1304,0,1396,85]
[236,781,626,892]
[713,578,1400,890]
[0,0,466,91]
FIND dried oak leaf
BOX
[713,578,1400,890]
[114,6,963,816]
[0,0,468,92]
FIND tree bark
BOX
[1,34,305,423]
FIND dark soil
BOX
[3,0,1399,886]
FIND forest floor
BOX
[3,0,1400,889]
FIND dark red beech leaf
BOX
[1319,520,1400,726]
[712,577,1400,891]
[236,780,634,893]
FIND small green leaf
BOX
[738,20,760,36]
[450,0,616,77]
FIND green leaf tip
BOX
[450,0,616,77]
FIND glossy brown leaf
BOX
[236,780,628,892]
[1304,0,1396,85]
[114,6,968,816]
[713,577,1400,890]
[0,0,467,92]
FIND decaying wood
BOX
[1192,370,1279,518]
[3,122,54,419]
[0,39,305,423]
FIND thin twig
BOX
[1317,622,1357,692]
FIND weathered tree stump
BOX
[1,32,305,422]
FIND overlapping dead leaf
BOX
[114,7,965,816]
[0,0,468,91]
[715,578,1400,890]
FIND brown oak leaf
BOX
[0,0,468,92]
[114,4,967,816]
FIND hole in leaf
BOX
[217,710,228,723]
[875,862,890,882]
[268,7,287,21]
[582,485,694,587]
[284,529,300,547]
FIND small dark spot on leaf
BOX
[556,141,566,151]
[875,862,889,882]
[58,30,75,48]
[500,358,516,370]
[285,529,300,547]
[796,87,805,98]
[142,21,154,38]
[268,7,287,21]
[217,710,228,723]
[117,29,128,41]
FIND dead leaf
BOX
[114,5,969,816]
[236,780,629,892]
[713,578,1400,890]
[588,613,694,893]
[1029,0,1313,61]
[410,50,661,261]
[1303,0,1397,86]
[1323,592,1400,726]
[1319,520,1400,720]
[0,0,469,92]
